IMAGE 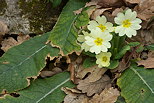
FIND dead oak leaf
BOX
[73,8,83,15]
[40,67,62,78]
[62,87,89,103]
[1,35,30,52]
[137,58,154,68]
[77,75,111,96]
[76,65,107,82]
[98,0,125,8]
[89,87,120,103]
[91,8,112,20]
[134,0,154,21]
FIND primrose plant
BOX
[77,9,142,68]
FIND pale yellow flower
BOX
[88,16,114,32]
[77,31,90,52]
[96,52,111,68]
[85,28,112,54]
[114,9,142,38]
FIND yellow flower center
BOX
[122,19,131,28]
[97,24,106,32]
[94,38,103,46]
[102,56,108,62]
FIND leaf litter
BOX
[0,0,154,102]
[63,0,154,102]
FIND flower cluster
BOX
[77,9,142,68]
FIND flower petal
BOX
[131,24,141,30]
[125,9,137,20]
[115,26,124,34]
[103,34,113,41]
[87,21,98,30]
[90,46,101,54]
[114,13,125,24]
[103,42,111,48]
[119,27,126,36]
[132,18,142,24]
[100,45,108,52]
[85,36,95,46]
[125,28,137,37]
[96,16,106,25]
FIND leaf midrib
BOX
[131,67,154,94]
[36,78,70,103]
[0,45,47,76]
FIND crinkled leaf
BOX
[115,45,130,59]
[83,57,96,68]
[48,0,88,55]
[107,60,119,69]
[128,42,140,47]
[146,44,154,50]
[117,64,154,103]
[83,51,96,57]
[0,33,59,93]
[0,72,75,103]
[136,45,144,53]
[75,8,90,28]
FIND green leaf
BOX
[117,64,154,103]
[107,60,119,69]
[75,8,90,28]
[128,42,140,47]
[83,51,96,57]
[136,45,144,53]
[0,33,59,93]
[83,57,96,68]
[0,72,75,103]
[52,0,62,8]
[48,0,87,55]
[115,45,130,59]
[146,44,154,50]
[116,96,126,103]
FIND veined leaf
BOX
[117,64,154,103]
[146,44,154,50]
[48,0,88,55]
[0,72,75,103]
[83,57,96,68]
[0,33,59,93]
[115,45,130,59]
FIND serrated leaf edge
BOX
[36,78,70,103]
[130,67,154,94]
[0,45,47,76]
[50,15,79,56]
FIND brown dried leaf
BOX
[85,1,99,8]
[135,0,154,21]
[73,8,83,15]
[91,8,112,20]
[89,87,120,103]
[0,21,8,35]
[112,8,124,16]
[68,56,83,83]
[126,0,140,4]
[62,87,89,103]
[98,0,125,8]
[76,65,107,82]
[77,75,111,96]
[1,35,30,52]
[40,67,62,78]
[137,58,154,68]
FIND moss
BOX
[0,0,7,16]
[18,0,61,34]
